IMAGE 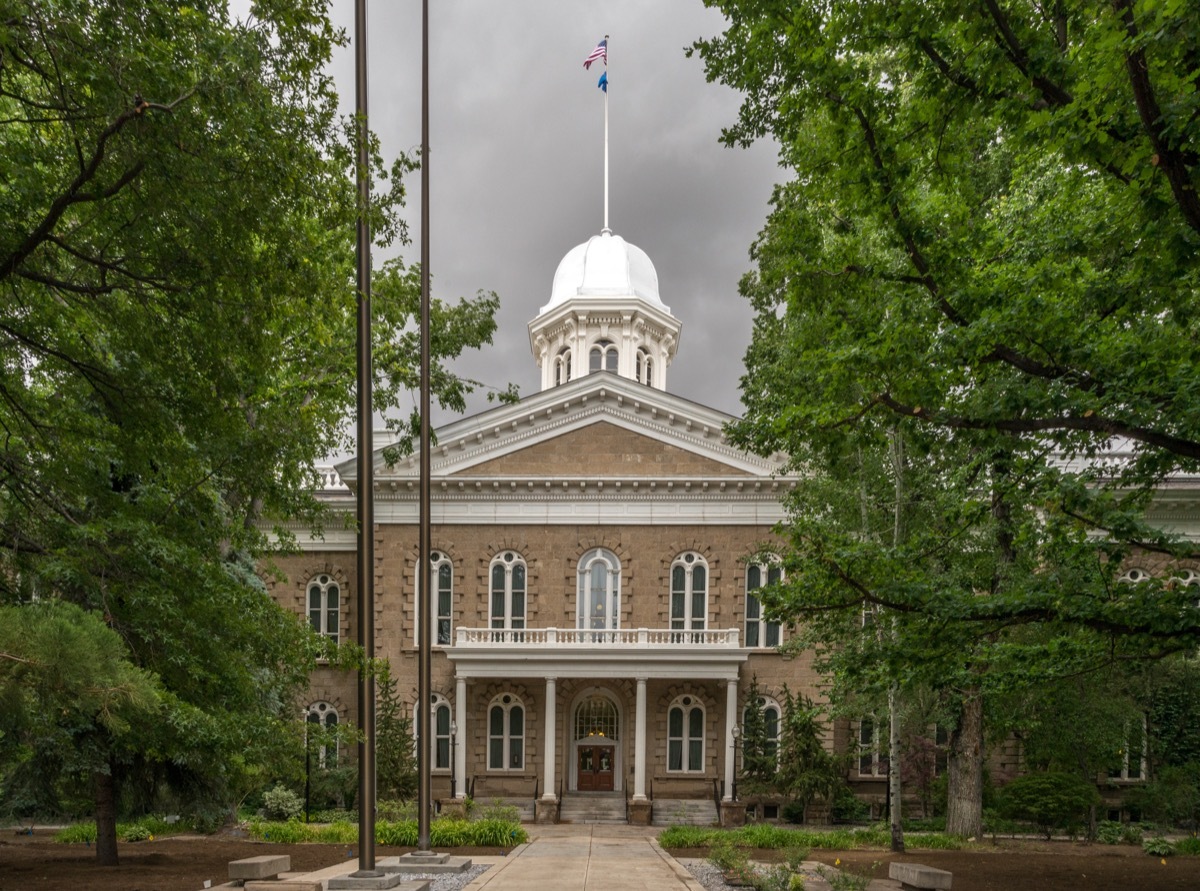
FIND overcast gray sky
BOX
[322,2,783,420]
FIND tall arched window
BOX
[430,551,453,645]
[746,561,783,648]
[667,695,705,772]
[307,575,340,644]
[670,552,708,638]
[636,348,653,386]
[554,348,572,386]
[490,551,527,637]
[590,339,618,373]
[431,694,452,771]
[306,701,339,768]
[577,548,621,631]
[488,693,525,770]
[742,696,781,765]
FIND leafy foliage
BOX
[997,772,1101,838]
[0,0,504,864]
[374,661,417,801]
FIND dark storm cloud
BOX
[318,1,783,420]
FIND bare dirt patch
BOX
[664,838,1200,891]
[0,829,507,891]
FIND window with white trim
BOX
[554,348,572,386]
[670,552,708,638]
[577,548,621,631]
[1109,716,1147,781]
[307,575,340,644]
[431,694,452,771]
[667,695,705,772]
[746,562,782,648]
[306,702,339,768]
[742,696,782,764]
[430,551,453,645]
[488,694,525,770]
[1118,567,1151,584]
[590,339,618,373]
[636,348,653,386]
[858,716,888,777]
[490,551,527,635]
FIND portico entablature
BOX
[445,627,749,681]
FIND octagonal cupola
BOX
[529,230,681,392]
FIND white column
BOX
[455,675,467,798]
[633,677,648,801]
[542,676,557,800]
[723,678,738,802]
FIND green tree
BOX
[692,0,1200,836]
[375,660,417,802]
[0,0,503,863]
[774,687,844,819]
[692,0,1200,640]
[738,676,777,795]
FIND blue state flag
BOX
[597,71,608,93]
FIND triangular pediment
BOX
[465,421,757,478]
[338,373,787,485]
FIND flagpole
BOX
[603,34,610,233]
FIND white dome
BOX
[542,231,665,312]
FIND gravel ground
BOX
[405,864,492,890]
[681,857,835,891]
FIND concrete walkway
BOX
[462,825,705,891]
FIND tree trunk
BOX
[94,764,119,866]
[945,689,984,838]
[888,684,905,852]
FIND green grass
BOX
[54,816,182,844]
[245,816,527,848]
[657,824,971,852]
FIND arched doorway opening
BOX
[572,691,621,792]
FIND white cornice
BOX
[338,375,786,486]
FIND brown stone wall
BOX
[267,519,832,798]
[465,423,756,478]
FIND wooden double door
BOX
[576,744,615,792]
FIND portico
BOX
[446,627,749,821]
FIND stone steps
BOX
[651,798,719,827]
[558,792,627,824]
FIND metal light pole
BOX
[731,723,741,802]
[416,0,434,856]
[450,721,458,799]
[351,0,379,878]
[350,0,379,878]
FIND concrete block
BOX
[229,854,291,880]
[889,861,953,890]
[245,882,321,891]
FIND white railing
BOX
[454,627,740,647]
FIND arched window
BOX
[857,716,887,777]
[574,694,620,741]
[430,551,453,645]
[667,695,705,772]
[670,552,708,639]
[306,702,339,769]
[635,348,653,386]
[431,694,453,771]
[590,339,618,374]
[577,548,621,631]
[742,696,782,764]
[490,551,527,638]
[1118,567,1151,584]
[488,693,525,770]
[746,561,783,648]
[554,348,572,386]
[307,575,339,644]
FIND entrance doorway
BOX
[577,745,615,791]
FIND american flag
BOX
[583,38,607,70]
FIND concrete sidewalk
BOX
[462,825,705,891]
